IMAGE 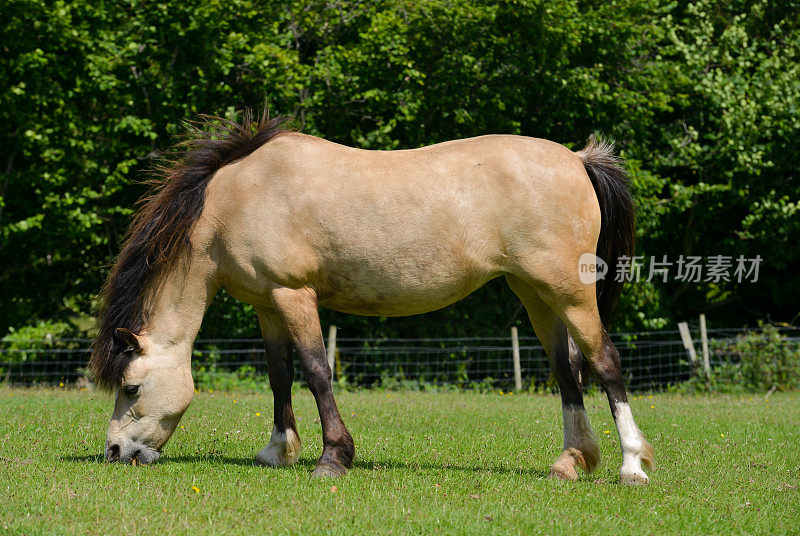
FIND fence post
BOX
[326,325,337,381]
[511,327,522,392]
[677,321,697,366]
[699,314,710,378]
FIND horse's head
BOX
[103,328,194,465]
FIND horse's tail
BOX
[576,136,635,329]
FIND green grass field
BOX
[1,387,798,535]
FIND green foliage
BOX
[192,365,263,392]
[2,320,74,345]
[712,325,800,391]
[684,324,800,392]
[647,0,800,321]
[0,320,83,383]
[1,0,798,339]
[0,320,77,362]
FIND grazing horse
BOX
[89,110,654,484]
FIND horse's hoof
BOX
[255,449,277,467]
[548,448,586,481]
[255,427,302,467]
[620,469,649,486]
[255,437,301,467]
[549,463,579,482]
[312,461,347,478]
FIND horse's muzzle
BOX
[105,440,161,465]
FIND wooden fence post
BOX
[699,314,710,378]
[677,322,697,366]
[326,325,337,381]
[511,326,522,392]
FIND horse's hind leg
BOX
[506,275,600,480]
[536,281,655,485]
[255,309,302,467]
[269,286,354,477]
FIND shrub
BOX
[689,325,800,392]
[192,365,264,392]
[0,321,84,384]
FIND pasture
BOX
[1,387,797,535]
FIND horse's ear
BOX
[114,328,145,354]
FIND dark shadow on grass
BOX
[60,452,550,477]
[162,455,259,466]
[61,454,104,463]
[293,457,551,478]
[60,453,255,467]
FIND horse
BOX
[89,109,654,484]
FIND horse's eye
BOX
[122,384,140,397]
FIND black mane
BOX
[89,109,286,391]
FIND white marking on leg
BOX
[256,425,301,467]
[614,402,649,485]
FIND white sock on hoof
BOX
[614,402,649,485]
[256,425,301,467]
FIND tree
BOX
[1,0,797,341]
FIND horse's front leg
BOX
[255,309,302,467]
[270,286,354,477]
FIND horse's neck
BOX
[144,253,218,354]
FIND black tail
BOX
[577,136,635,329]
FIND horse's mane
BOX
[89,109,287,391]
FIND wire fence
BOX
[1,326,798,391]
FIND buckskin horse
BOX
[89,109,654,484]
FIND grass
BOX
[0,387,798,535]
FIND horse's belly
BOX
[318,284,486,317]
[316,264,498,317]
